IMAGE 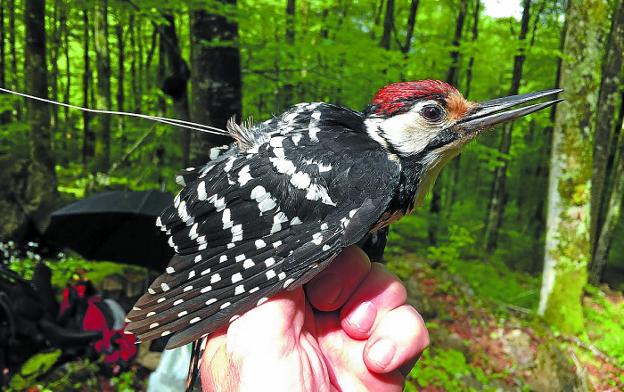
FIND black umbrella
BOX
[45,190,173,271]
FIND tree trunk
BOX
[280,0,295,108]
[49,0,60,147]
[9,0,20,120]
[189,3,241,164]
[401,0,420,55]
[483,0,531,252]
[530,1,568,272]
[0,0,7,124]
[25,0,54,172]
[538,0,609,334]
[61,0,70,146]
[448,0,481,212]
[116,15,125,150]
[429,0,470,245]
[589,0,624,281]
[591,122,624,283]
[446,0,469,86]
[82,8,93,168]
[379,0,394,49]
[158,13,191,166]
[93,0,112,172]
[464,0,480,99]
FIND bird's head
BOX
[363,79,562,208]
[364,80,562,160]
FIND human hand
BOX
[200,246,429,391]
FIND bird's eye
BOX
[420,105,445,122]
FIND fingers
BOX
[305,246,371,311]
[339,263,407,339]
[363,304,429,374]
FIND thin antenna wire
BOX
[0,87,231,136]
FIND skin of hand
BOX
[200,246,429,392]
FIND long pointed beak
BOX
[457,89,563,132]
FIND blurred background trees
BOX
[0,0,623,389]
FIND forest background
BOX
[0,0,623,390]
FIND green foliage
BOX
[9,254,140,288]
[583,286,624,366]
[8,350,62,391]
[111,371,139,392]
[427,225,477,264]
[408,348,504,391]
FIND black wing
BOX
[126,104,401,348]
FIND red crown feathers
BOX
[371,80,458,116]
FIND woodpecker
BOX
[126,80,561,384]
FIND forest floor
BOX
[6,241,624,391]
[385,251,624,391]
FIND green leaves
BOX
[8,350,62,391]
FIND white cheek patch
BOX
[380,111,439,155]
[371,100,454,156]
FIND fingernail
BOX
[308,273,342,305]
[368,339,395,369]
[347,301,376,333]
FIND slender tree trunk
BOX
[379,0,394,49]
[539,0,609,334]
[116,15,125,150]
[483,0,532,252]
[428,0,470,245]
[49,0,60,151]
[128,15,140,113]
[372,0,385,40]
[93,0,112,172]
[0,0,8,124]
[446,0,469,86]
[145,26,158,91]
[25,0,54,171]
[61,0,70,149]
[280,0,295,108]
[9,0,20,120]
[136,16,144,113]
[589,0,624,282]
[447,0,481,212]
[592,122,624,283]
[464,0,480,99]
[189,2,241,164]
[158,13,191,165]
[82,9,93,168]
[401,0,420,55]
[530,1,568,272]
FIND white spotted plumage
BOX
[127,101,402,359]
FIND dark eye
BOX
[420,105,444,122]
